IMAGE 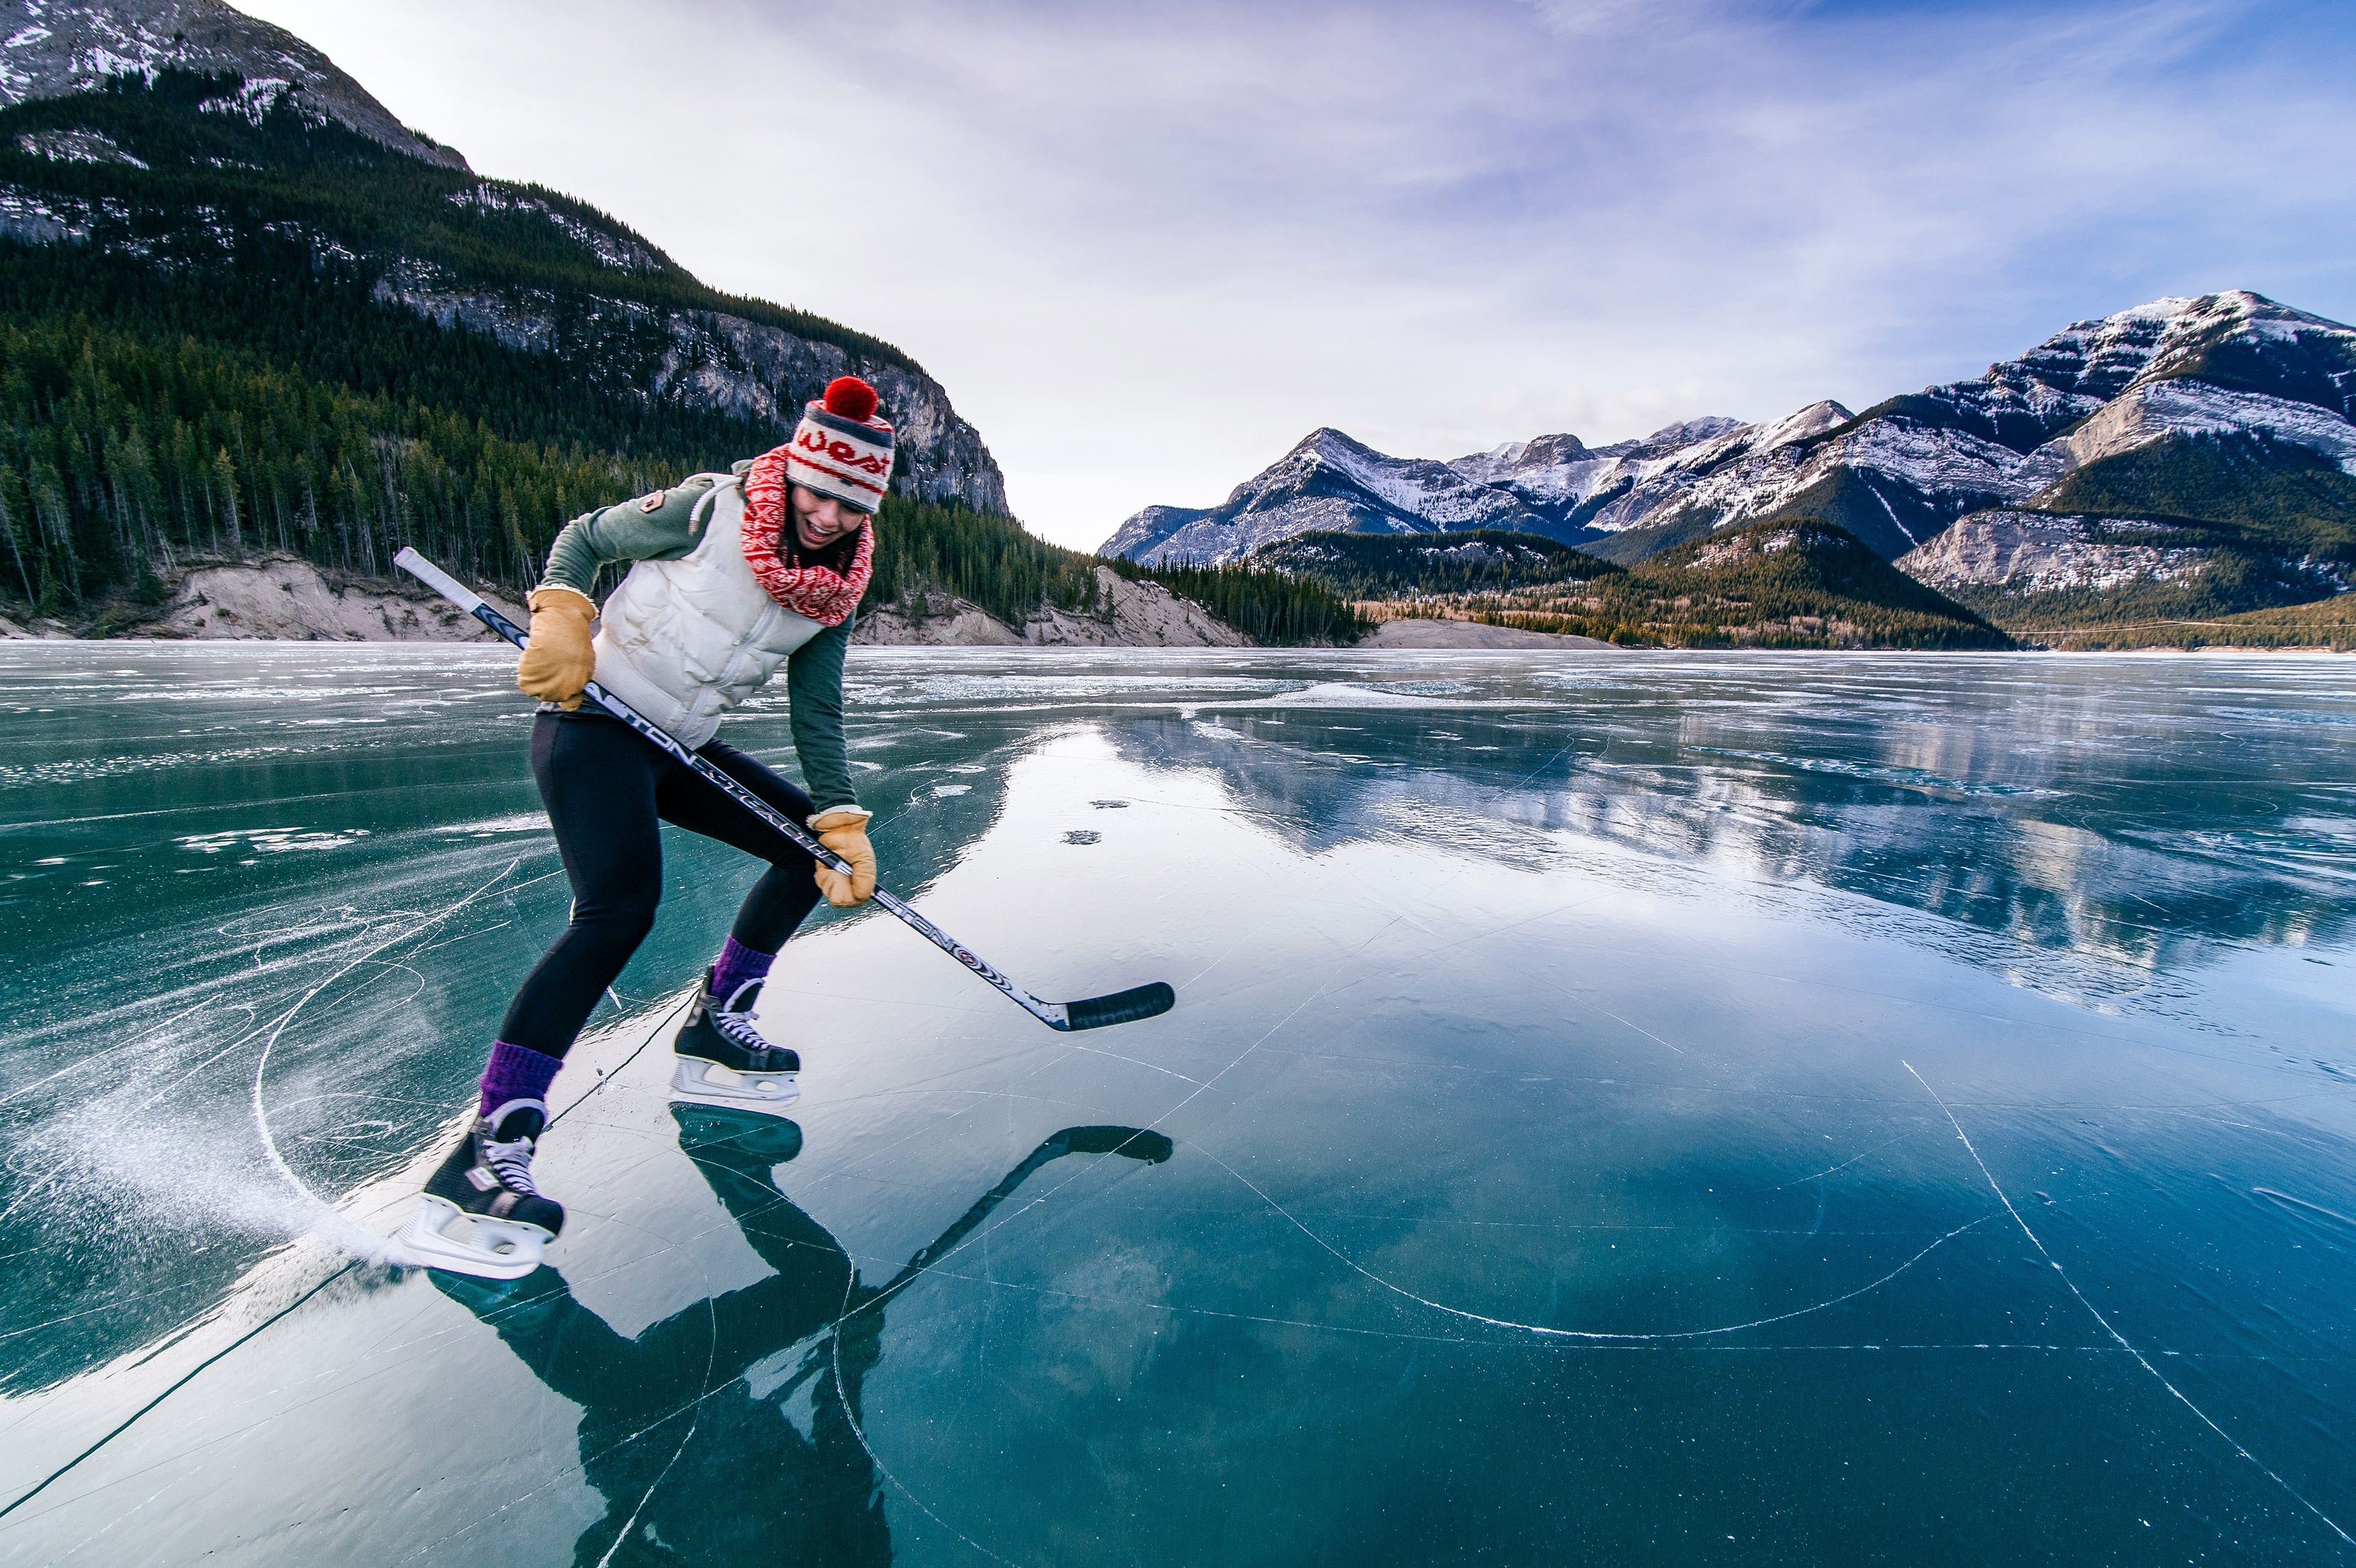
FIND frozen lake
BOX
[2,645,2353,1565]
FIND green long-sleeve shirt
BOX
[539,470,859,812]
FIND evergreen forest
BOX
[1106,557,1369,644]
[1251,530,1619,599]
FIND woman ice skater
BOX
[403,376,894,1279]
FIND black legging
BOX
[497,710,825,1058]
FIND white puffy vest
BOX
[589,476,826,749]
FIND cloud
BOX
[239,0,2356,548]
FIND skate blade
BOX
[670,1055,799,1115]
[398,1195,550,1281]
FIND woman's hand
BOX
[809,807,876,907]
[516,587,596,709]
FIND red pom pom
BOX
[823,376,879,423]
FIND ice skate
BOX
[671,971,800,1114]
[399,1100,565,1281]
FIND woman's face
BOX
[789,485,865,553]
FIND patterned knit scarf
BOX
[739,443,874,627]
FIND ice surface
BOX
[2,644,2353,1565]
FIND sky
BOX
[239,0,2356,550]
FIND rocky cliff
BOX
[1897,510,2348,631]
[366,260,1008,513]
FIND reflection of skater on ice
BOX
[407,378,896,1278]
[436,1108,1173,1567]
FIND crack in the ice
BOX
[903,1260,2138,1357]
[0,1265,354,1522]
[1766,1133,1914,1190]
[827,1242,1031,1568]
[590,1280,716,1568]
[1904,1059,2354,1551]
[1189,1141,1997,1342]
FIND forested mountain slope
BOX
[0,12,1029,625]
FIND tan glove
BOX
[809,807,876,908]
[516,587,596,709]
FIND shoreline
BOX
[1,635,2343,659]
[4,557,2344,654]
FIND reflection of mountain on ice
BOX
[1111,683,2355,977]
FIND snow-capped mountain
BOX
[1583,291,2356,564]
[1101,293,2356,573]
[0,0,467,168]
[1101,418,1748,565]
[1098,428,1546,564]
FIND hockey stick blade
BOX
[1058,982,1177,1032]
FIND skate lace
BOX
[482,1135,541,1197]
[711,1008,777,1061]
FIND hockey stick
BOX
[394,548,1174,1032]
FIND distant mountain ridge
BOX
[1103,292,2356,633]
[1100,417,1749,563]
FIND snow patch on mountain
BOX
[0,180,127,242]
[195,75,317,128]
[14,125,142,164]
[2067,378,2356,473]
[1448,431,1601,503]
[1690,526,1807,570]
[1107,427,1560,564]
[446,184,667,275]
[1303,429,1530,527]
[1602,292,2356,548]
[1842,420,2063,502]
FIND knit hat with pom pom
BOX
[786,376,895,514]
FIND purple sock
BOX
[711,935,775,1001]
[479,1040,563,1120]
